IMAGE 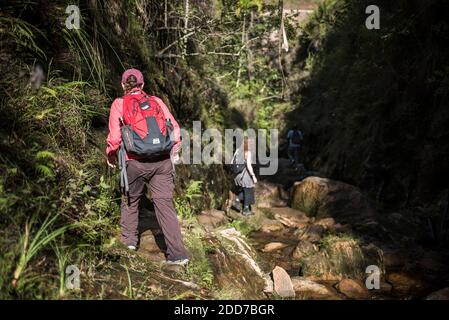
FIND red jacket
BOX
[106,90,181,160]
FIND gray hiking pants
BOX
[120,157,188,260]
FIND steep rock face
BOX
[286,0,449,215]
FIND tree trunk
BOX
[236,13,246,88]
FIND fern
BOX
[185,180,203,201]
[35,164,54,178]
[35,150,55,160]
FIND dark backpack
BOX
[120,93,174,158]
[231,153,245,174]
[291,130,303,145]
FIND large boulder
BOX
[291,177,375,219]
[272,266,295,298]
[256,181,288,208]
[298,236,384,281]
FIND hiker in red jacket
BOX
[106,69,189,265]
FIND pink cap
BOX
[121,68,144,84]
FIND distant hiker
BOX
[286,125,303,168]
[231,138,257,216]
[106,69,189,266]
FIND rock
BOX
[298,236,383,280]
[378,281,393,294]
[331,223,353,234]
[336,279,369,299]
[298,224,325,243]
[256,181,288,208]
[197,209,227,230]
[137,230,167,262]
[292,241,317,260]
[262,242,289,253]
[259,219,284,233]
[271,207,310,229]
[314,217,335,230]
[387,272,427,295]
[426,288,449,300]
[272,266,295,298]
[291,177,375,219]
[291,277,334,298]
[383,252,408,270]
[297,252,340,280]
[139,230,166,253]
[213,228,272,298]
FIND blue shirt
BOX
[287,129,303,148]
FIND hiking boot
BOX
[165,258,189,266]
[242,206,254,216]
[231,198,242,212]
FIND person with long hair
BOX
[232,138,258,216]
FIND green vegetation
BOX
[184,230,215,288]
[2,0,447,301]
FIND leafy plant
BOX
[12,214,73,289]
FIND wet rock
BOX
[272,266,295,298]
[271,207,310,229]
[387,272,427,295]
[298,224,325,243]
[426,287,449,300]
[262,242,289,253]
[256,181,288,208]
[291,177,375,219]
[336,279,369,299]
[259,219,284,233]
[197,209,227,230]
[292,241,317,261]
[291,277,335,298]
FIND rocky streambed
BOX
[89,164,449,300]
